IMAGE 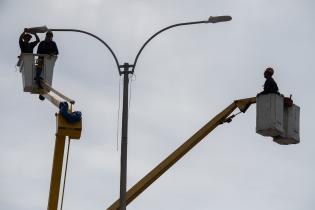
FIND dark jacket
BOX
[262,77,279,94]
[37,40,59,55]
[19,34,40,53]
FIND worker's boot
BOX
[39,95,45,101]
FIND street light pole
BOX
[118,63,134,210]
[26,15,231,210]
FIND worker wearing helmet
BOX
[260,67,279,95]
[19,31,40,53]
[35,31,59,99]
[35,31,59,84]
[37,31,59,55]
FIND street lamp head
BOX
[208,16,232,23]
[25,25,49,33]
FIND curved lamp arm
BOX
[131,15,232,72]
[25,27,121,74]
[25,15,231,74]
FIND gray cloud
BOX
[1,1,315,210]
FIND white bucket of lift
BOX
[256,93,284,137]
[273,104,300,145]
[19,53,57,94]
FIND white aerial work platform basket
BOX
[273,104,300,145]
[18,53,57,94]
[256,93,300,145]
[256,93,284,137]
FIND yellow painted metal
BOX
[106,97,256,210]
[234,97,256,113]
[42,81,75,104]
[56,113,82,139]
[47,134,66,210]
[31,87,48,95]
[46,114,82,210]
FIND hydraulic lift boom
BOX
[41,81,82,210]
[107,97,256,210]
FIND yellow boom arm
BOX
[41,80,82,210]
[47,114,82,210]
[107,97,256,210]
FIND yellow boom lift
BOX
[41,81,82,210]
[18,53,82,210]
[106,92,299,209]
[107,97,256,210]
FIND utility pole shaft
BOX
[119,63,132,210]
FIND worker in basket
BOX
[258,67,279,95]
[19,31,40,53]
[35,31,59,89]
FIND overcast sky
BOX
[1,0,315,210]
